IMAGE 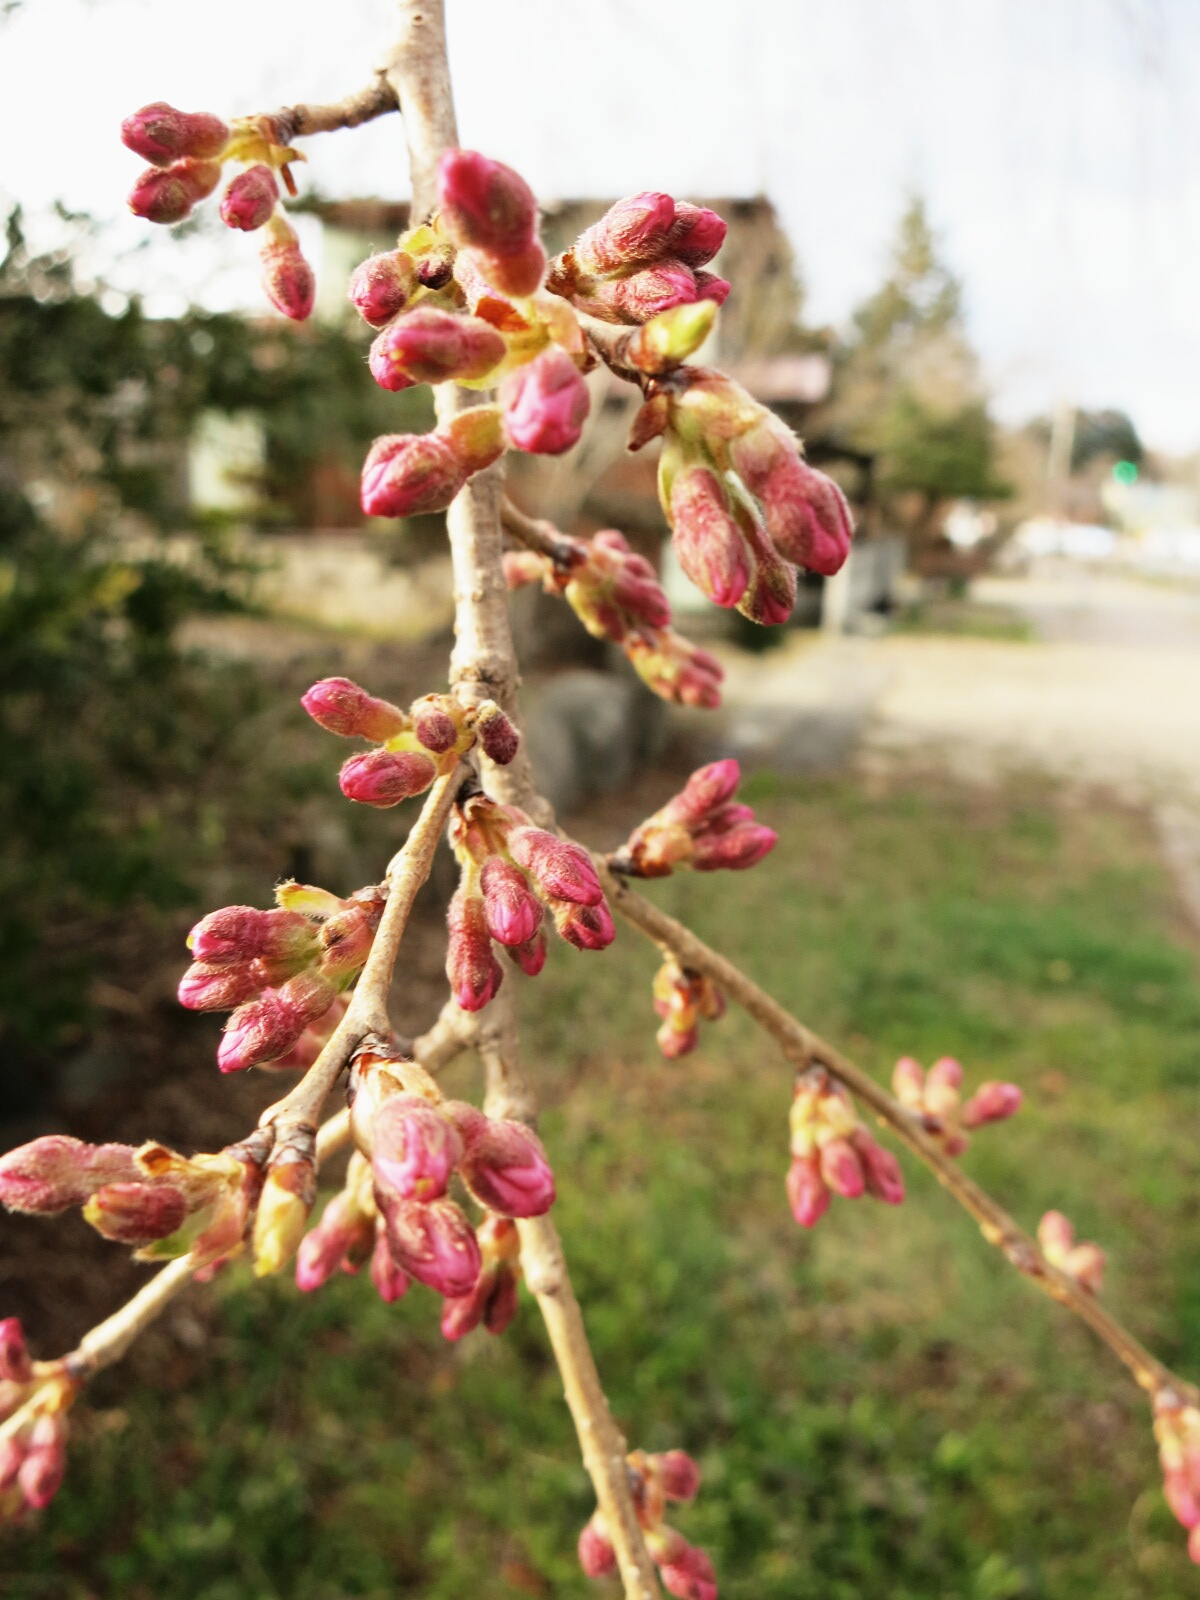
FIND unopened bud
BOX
[447,888,503,1012]
[188,905,316,966]
[1038,1210,1075,1260]
[0,1136,139,1215]
[121,102,229,165]
[219,164,278,231]
[694,270,731,306]
[295,1185,374,1291]
[348,250,417,327]
[593,260,698,323]
[924,1057,964,1118]
[448,1105,556,1218]
[372,1094,461,1203]
[508,932,547,977]
[854,1131,905,1205]
[667,202,727,267]
[787,1154,830,1227]
[437,149,539,256]
[217,971,335,1073]
[574,192,676,275]
[668,467,749,609]
[656,1450,701,1501]
[891,1057,925,1108]
[369,1223,410,1303]
[177,961,264,1012]
[253,1151,316,1277]
[552,897,616,951]
[127,159,221,224]
[819,1136,865,1199]
[371,308,506,389]
[474,701,519,765]
[18,1414,66,1511]
[501,348,590,456]
[260,217,315,322]
[84,1181,188,1245]
[690,822,777,872]
[658,1541,718,1600]
[507,827,603,906]
[961,1081,1023,1128]
[661,760,741,827]
[301,676,409,742]
[481,858,543,948]
[360,409,505,518]
[578,1513,618,1577]
[317,900,381,983]
[378,1192,481,1297]
[339,749,437,808]
[629,300,718,374]
[410,697,461,754]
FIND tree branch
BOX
[262,76,399,144]
[599,863,1197,1407]
[501,497,581,569]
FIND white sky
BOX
[3,0,1199,452]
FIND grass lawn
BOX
[5,773,1199,1599]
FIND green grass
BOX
[6,776,1200,1599]
[893,600,1035,642]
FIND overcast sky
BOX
[3,0,1198,452]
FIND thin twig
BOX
[598,862,1197,1406]
[500,498,580,569]
[263,76,398,143]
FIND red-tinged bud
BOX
[501,348,591,456]
[372,1094,461,1203]
[575,192,677,275]
[1188,1524,1200,1563]
[317,901,380,983]
[475,702,519,765]
[447,888,504,1011]
[0,1321,31,1385]
[508,827,603,907]
[449,1107,556,1218]
[628,392,672,451]
[610,568,672,630]
[508,932,547,976]
[296,1188,374,1291]
[625,628,724,709]
[656,1450,701,1501]
[441,1220,520,1340]
[738,520,797,625]
[924,1057,963,1118]
[669,468,749,609]
[690,823,777,872]
[629,301,718,376]
[854,1132,905,1205]
[1038,1210,1074,1260]
[373,308,507,388]
[554,897,616,951]
[437,149,538,255]
[348,250,417,327]
[733,429,853,578]
[593,260,698,323]
[460,239,547,298]
[339,749,437,808]
[664,763,743,830]
[503,550,546,588]
[657,1018,699,1059]
[578,1514,618,1577]
[961,1081,1023,1128]
[370,1224,410,1303]
[188,906,316,966]
[84,1181,188,1245]
[819,1136,865,1199]
[253,1149,318,1277]
[18,1414,66,1512]
[127,158,221,224]
[411,699,460,754]
[121,103,229,165]
[264,992,347,1072]
[378,1193,481,1297]
[668,202,727,267]
[260,218,315,322]
[217,971,335,1073]
[301,676,409,742]
[360,408,505,518]
[892,1056,925,1108]
[219,164,278,231]
[177,960,262,1012]
[1065,1242,1106,1294]
[659,1542,718,1600]
[0,1137,139,1215]
[367,330,418,393]
[481,858,543,947]
[693,270,731,306]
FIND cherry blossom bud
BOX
[372,1095,461,1203]
[371,308,507,388]
[301,677,409,742]
[1038,1210,1074,1259]
[121,102,229,165]
[370,1224,410,1303]
[738,522,797,625]
[18,1414,66,1511]
[441,1216,521,1340]
[662,760,741,827]
[219,164,278,231]
[317,899,381,984]
[475,702,519,765]
[508,932,547,977]
[481,858,543,947]
[367,332,417,393]
[177,961,263,1012]
[348,250,417,327]
[693,271,731,306]
[961,1081,1023,1128]
[1065,1242,1106,1294]
[656,1450,701,1501]
[574,192,676,275]
[437,149,538,256]
[500,348,590,455]
[360,408,505,518]
[625,629,724,708]
[594,260,698,323]
[819,1137,865,1199]
[628,301,718,375]
[260,218,315,321]
[732,424,853,577]
[127,159,221,224]
[188,905,316,966]
[296,1188,374,1291]
[447,888,504,1011]
[410,699,460,754]
[854,1132,905,1205]
[657,1019,699,1059]
[84,1181,188,1245]
[253,1151,317,1277]
[378,1193,481,1297]
[218,971,335,1073]
[659,1541,718,1600]
[0,1137,139,1215]
[0,1321,31,1385]
[578,1514,618,1577]
[339,749,437,807]
[689,823,777,871]
[628,392,671,451]
[449,1106,556,1217]
[507,828,602,906]
[553,897,616,951]
[924,1057,963,1118]
[891,1057,925,1108]
[668,202,727,267]
[669,468,749,609]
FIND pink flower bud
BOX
[437,149,539,256]
[737,523,797,626]
[84,1181,188,1245]
[378,1193,481,1297]
[127,159,221,224]
[693,270,731,306]
[121,102,229,165]
[475,702,519,765]
[177,961,263,1012]
[372,1094,462,1203]
[961,1081,1023,1129]
[441,1238,519,1341]
[924,1057,963,1118]
[447,888,504,1011]
[219,164,278,231]
[339,749,437,808]
[659,1542,718,1600]
[732,426,853,578]
[296,1190,373,1291]
[854,1132,905,1205]
[372,308,507,389]
[348,250,417,327]
[657,1018,699,1059]
[317,900,381,984]
[626,629,724,708]
[669,468,749,609]
[18,1415,66,1511]
[360,408,505,519]
[594,260,698,323]
[260,221,315,321]
[188,905,315,966]
[507,827,602,906]
[369,1225,410,1303]
[891,1057,925,1107]
[218,972,335,1073]
[367,331,418,393]
[578,1515,618,1577]
[0,1320,31,1385]
[411,699,460,754]
[656,1450,701,1501]
[611,564,672,630]
[507,932,547,977]
[481,858,543,947]
[0,1137,139,1215]
[574,192,677,275]
[450,1107,556,1217]
[668,203,727,267]
[1065,1241,1106,1294]
[819,1136,865,1199]
[690,823,777,872]
[1038,1210,1075,1259]
[500,349,590,456]
[553,898,616,951]
[662,760,741,827]
[301,676,409,742]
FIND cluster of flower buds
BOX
[447,793,614,1008]
[787,1068,905,1228]
[301,677,517,806]
[1036,1211,1105,1294]
[1153,1391,1200,1563]
[549,191,730,325]
[330,1047,550,1316]
[0,1326,74,1524]
[579,1448,716,1598]
[178,881,386,1073]
[0,1129,271,1269]
[890,1056,1022,1157]
[652,958,726,1060]
[122,103,315,319]
[503,524,723,708]
[613,760,776,878]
